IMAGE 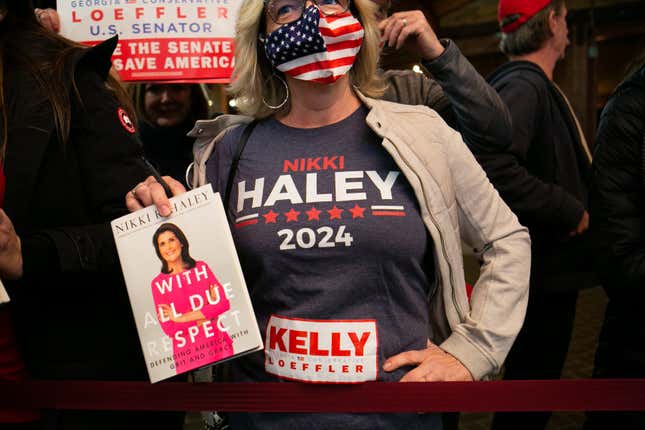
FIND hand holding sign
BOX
[35,8,60,32]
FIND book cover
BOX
[111,185,263,383]
[0,279,9,305]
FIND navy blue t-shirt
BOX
[206,106,439,429]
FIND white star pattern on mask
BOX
[264,7,364,83]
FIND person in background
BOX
[373,0,512,155]
[30,8,213,189]
[585,58,645,430]
[130,83,211,188]
[485,1,595,429]
[0,0,184,428]
[128,0,531,428]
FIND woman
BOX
[151,223,233,375]
[128,0,531,428]
[0,0,184,428]
[131,83,211,187]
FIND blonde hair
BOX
[229,0,385,119]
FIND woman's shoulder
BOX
[362,93,445,124]
[190,115,254,140]
[191,115,253,150]
[69,36,119,81]
[364,96,458,142]
[66,38,123,110]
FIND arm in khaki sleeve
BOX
[439,127,531,379]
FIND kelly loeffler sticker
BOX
[264,314,378,383]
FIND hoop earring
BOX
[262,73,289,110]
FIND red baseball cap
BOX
[498,0,551,33]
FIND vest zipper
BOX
[380,139,466,320]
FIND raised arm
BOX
[379,10,512,153]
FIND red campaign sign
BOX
[85,37,236,83]
[57,1,243,83]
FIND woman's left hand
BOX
[379,10,444,61]
[383,340,474,382]
[34,8,61,33]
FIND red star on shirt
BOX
[327,205,344,220]
[285,208,301,222]
[349,204,366,219]
[263,210,278,224]
[306,207,322,221]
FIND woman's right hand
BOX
[0,209,22,280]
[125,175,186,216]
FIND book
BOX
[111,184,263,383]
[0,279,9,305]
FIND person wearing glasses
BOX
[128,0,530,428]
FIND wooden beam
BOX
[453,34,501,57]
[440,0,642,29]
[595,20,645,41]
[431,0,478,18]
[568,0,641,9]
[439,0,497,29]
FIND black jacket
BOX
[484,61,594,288]
[590,65,645,302]
[140,120,195,188]
[4,37,151,379]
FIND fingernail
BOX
[161,205,171,216]
[383,361,392,371]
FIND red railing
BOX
[1,379,644,412]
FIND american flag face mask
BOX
[264,5,364,84]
